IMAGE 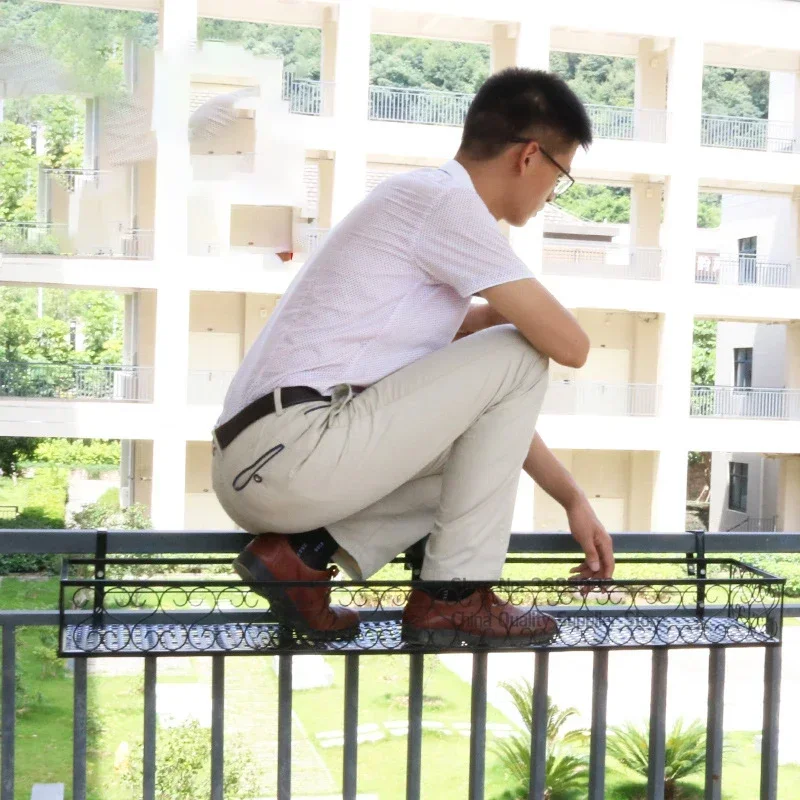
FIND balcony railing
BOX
[700,114,798,153]
[727,516,778,533]
[368,85,474,126]
[0,530,794,800]
[187,369,234,405]
[695,253,797,288]
[0,363,153,402]
[0,222,154,260]
[543,381,660,416]
[282,73,334,115]
[543,244,663,281]
[690,385,800,420]
[585,105,668,143]
[43,168,105,192]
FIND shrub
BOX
[32,438,121,468]
[70,500,151,531]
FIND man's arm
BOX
[524,432,615,580]
[454,302,506,341]
[480,278,589,368]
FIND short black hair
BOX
[459,68,593,160]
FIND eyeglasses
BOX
[508,138,575,197]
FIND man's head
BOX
[457,68,592,226]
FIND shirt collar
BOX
[439,159,477,192]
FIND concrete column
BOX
[630,181,662,249]
[768,71,799,152]
[777,456,800,532]
[651,446,689,533]
[514,14,551,70]
[320,7,337,115]
[791,192,800,285]
[635,38,668,111]
[317,157,334,229]
[507,14,550,272]
[785,322,800,389]
[150,0,196,529]
[490,24,517,74]
[330,1,370,224]
[656,309,694,420]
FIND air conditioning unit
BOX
[112,370,136,401]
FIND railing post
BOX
[343,654,360,800]
[211,656,225,800]
[406,653,424,800]
[143,656,157,800]
[1,626,14,800]
[705,648,726,800]
[529,652,549,800]
[588,650,609,800]
[647,649,669,800]
[73,657,88,800]
[468,652,488,800]
[277,655,292,800]
[760,646,782,800]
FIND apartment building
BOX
[1,0,799,537]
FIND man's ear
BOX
[522,140,540,170]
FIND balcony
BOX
[0,363,153,402]
[282,73,334,116]
[543,381,660,416]
[191,152,255,180]
[42,167,104,193]
[695,253,798,288]
[0,530,795,800]
[690,385,800,420]
[700,115,798,153]
[368,85,473,126]
[543,244,663,281]
[586,105,668,143]
[0,222,154,260]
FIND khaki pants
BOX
[211,325,549,581]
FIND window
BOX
[729,462,748,512]
[734,348,753,388]
[738,236,757,285]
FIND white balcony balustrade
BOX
[690,385,800,420]
[0,363,153,402]
[43,168,104,192]
[297,226,330,256]
[368,85,474,126]
[700,115,798,153]
[695,253,798,288]
[282,73,335,116]
[586,105,668,143]
[0,221,154,260]
[543,244,663,281]
[543,381,660,416]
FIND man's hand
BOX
[565,496,615,581]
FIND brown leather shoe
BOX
[402,587,557,647]
[233,534,359,640]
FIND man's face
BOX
[504,141,579,227]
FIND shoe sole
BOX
[402,624,557,649]
[233,550,360,642]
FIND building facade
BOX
[1,0,800,535]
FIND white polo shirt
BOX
[219,159,534,425]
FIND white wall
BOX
[714,321,787,388]
[718,194,794,264]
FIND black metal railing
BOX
[0,529,796,800]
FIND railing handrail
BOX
[701,112,790,125]
[692,384,796,394]
[2,529,799,555]
[368,83,474,100]
[0,360,147,370]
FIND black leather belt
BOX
[214,386,330,450]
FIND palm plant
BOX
[491,679,589,800]
[607,718,707,799]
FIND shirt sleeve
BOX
[413,187,534,298]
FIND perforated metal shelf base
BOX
[61,614,779,658]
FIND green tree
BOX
[491,680,588,800]
[607,718,709,799]
[550,52,635,107]
[703,66,769,118]
[0,437,41,477]
[692,319,717,386]
[0,122,37,222]
[697,194,721,229]
[556,185,631,224]
[121,720,259,800]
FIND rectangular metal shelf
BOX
[58,556,784,657]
